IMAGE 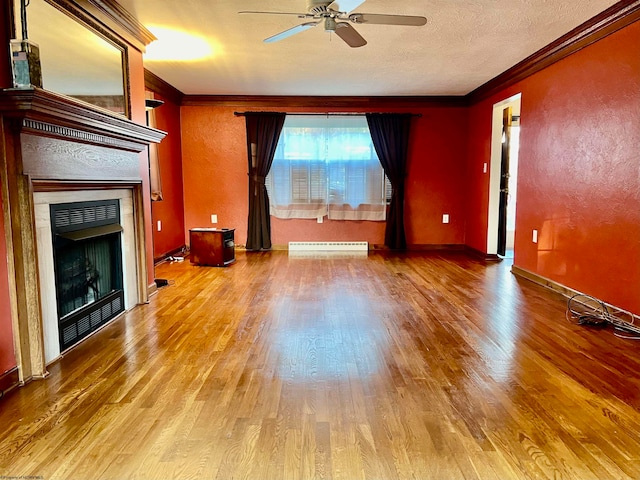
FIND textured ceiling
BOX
[37,0,623,97]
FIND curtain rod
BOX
[233,112,422,117]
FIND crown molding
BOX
[139,1,639,109]
[47,0,156,50]
[180,95,468,109]
[144,70,185,106]
[468,0,640,104]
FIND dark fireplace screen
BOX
[51,200,125,351]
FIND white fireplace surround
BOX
[34,189,139,364]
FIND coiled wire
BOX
[566,294,640,340]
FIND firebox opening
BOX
[50,200,125,351]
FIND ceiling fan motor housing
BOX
[307,0,332,15]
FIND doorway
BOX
[487,94,521,258]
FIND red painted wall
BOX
[0,2,16,374]
[466,21,640,314]
[0,193,16,374]
[180,104,467,248]
[147,91,185,259]
[464,102,492,253]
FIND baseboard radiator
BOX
[288,241,369,252]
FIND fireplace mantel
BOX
[0,88,166,384]
[0,87,165,152]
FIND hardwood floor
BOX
[1,251,639,479]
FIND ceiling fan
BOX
[239,0,427,48]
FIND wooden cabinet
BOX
[189,228,235,267]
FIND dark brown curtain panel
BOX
[245,112,286,251]
[366,113,412,250]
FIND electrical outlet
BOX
[211,214,218,224]
[532,229,538,243]
[483,163,488,173]
[442,214,450,224]
[157,220,162,232]
[317,216,323,224]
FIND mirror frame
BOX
[27,0,133,118]
[46,0,131,118]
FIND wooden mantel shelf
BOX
[0,88,166,152]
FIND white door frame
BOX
[487,93,521,255]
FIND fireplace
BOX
[35,189,140,364]
[51,200,125,351]
[0,89,166,382]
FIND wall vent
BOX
[59,291,124,352]
[288,241,369,252]
[52,199,120,232]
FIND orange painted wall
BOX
[147,91,185,258]
[180,104,467,248]
[466,21,640,314]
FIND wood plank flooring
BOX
[1,251,639,479]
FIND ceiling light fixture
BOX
[144,26,214,62]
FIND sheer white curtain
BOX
[266,115,386,221]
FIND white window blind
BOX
[266,115,387,221]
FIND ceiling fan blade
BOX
[239,11,311,18]
[349,13,427,26]
[335,23,367,48]
[328,0,366,13]
[264,22,320,43]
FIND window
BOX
[266,115,387,221]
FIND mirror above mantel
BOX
[13,0,131,116]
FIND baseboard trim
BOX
[154,245,188,264]
[252,244,497,255]
[509,265,635,318]
[511,265,577,297]
[373,244,466,251]
[464,246,502,261]
[148,281,158,296]
[263,244,287,251]
[271,243,467,252]
[400,244,463,252]
[0,367,19,399]
[510,265,640,316]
